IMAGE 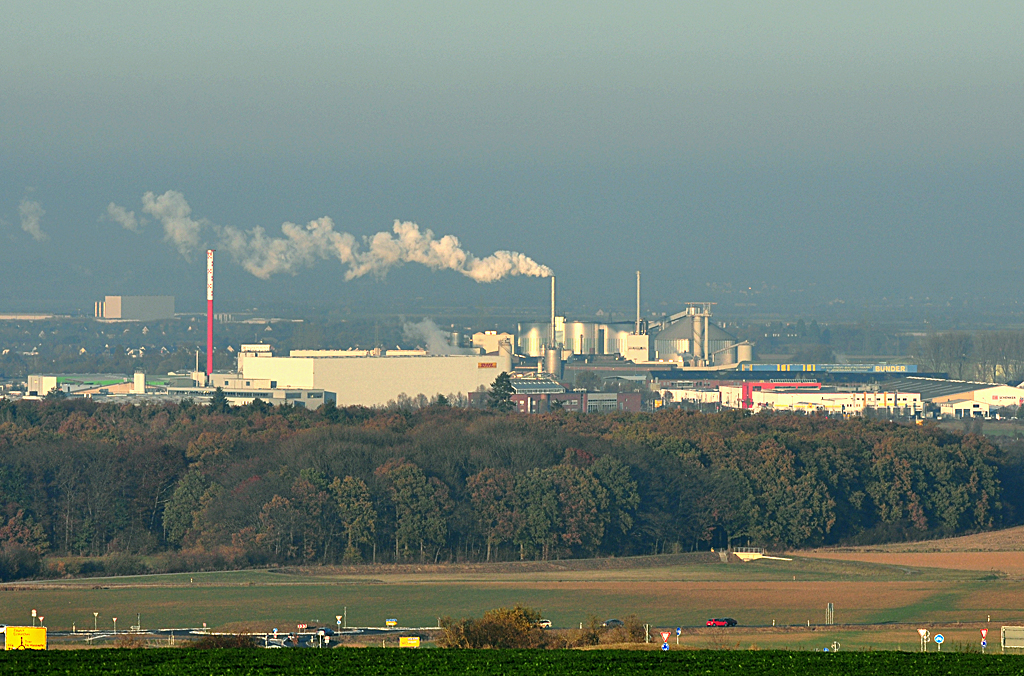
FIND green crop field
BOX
[3,649,1024,675]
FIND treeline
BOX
[918,331,1024,382]
[0,398,1013,579]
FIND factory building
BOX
[236,344,513,407]
[472,331,516,354]
[518,306,748,367]
[95,295,175,321]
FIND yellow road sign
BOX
[399,636,420,648]
[5,626,47,650]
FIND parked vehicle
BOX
[706,618,737,627]
[538,619,552,628]
[602,619,624,628]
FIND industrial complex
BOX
[10,262,1024,419]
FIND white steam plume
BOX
[141,190,204,258]
[223,218,553,282]
[120,190,554,282]
[19,198,47,241]
[105,202,144,232]
[403,319,456,355]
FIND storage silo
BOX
[544,347,563,379]
[692,315,705,363]
[714,345,737,366]
[737,343,754,364]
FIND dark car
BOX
[706,618,737,627]
[602,619,624,628]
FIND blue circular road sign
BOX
[661,643,669,651]
[934,634,944,644]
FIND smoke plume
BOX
[115,190,553,282]
[105,202,144,232]
[19,198,47,241]
[402,319,475,355]
[222,218,553,282]
[141,190,204,258]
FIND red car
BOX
[706,618,737,627]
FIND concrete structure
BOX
[472,331,515,354]
[625,333,652,362]
[95,296,175,321]
[236,344,513,407]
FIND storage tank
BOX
[517,323,548,357]
[737,343,754,363]
[715,345,737,366]
[692,316,705,363]
[498,339,513,363]
[564,321,597,355]
[450,330,462,349]
[544,348,563,379]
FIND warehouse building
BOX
[236,344,513,407]
[95,295,175,321]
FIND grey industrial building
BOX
[95,295,175,321]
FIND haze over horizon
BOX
[3,3,1023,321]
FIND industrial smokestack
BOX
[206,249,214,376]
[550,276,556,347]
[635,270,641,335]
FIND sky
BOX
[2,2,1023,320]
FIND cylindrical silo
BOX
[498,340,514,372]
[544,347,563,379]
[715,345,737,366]
[737,343,754,363]
[692,315,705,362]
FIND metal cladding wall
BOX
[239,353,513,407]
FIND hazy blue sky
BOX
[2,2,1023,318]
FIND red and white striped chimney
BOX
[206,249,214,376]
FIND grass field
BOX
[0,549,1020,653]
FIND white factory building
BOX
[235,344,513,407]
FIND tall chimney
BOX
[206,249,214,376]
[549,276,556,347]
[635,270,641,335]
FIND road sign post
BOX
[676,627,681,645]
[918,628,929,652]
[934,634,944,651]
[982,628,989,653]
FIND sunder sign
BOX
[5,626,47,650]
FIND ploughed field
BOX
[4,649,1024,675]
